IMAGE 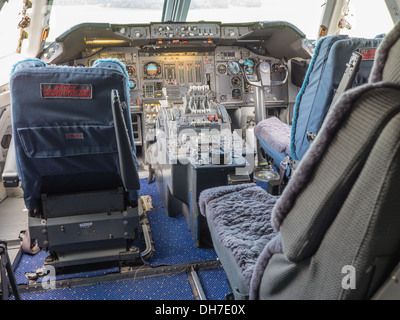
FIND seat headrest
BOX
[92,58,129,77]
[11,58,46,74]
[370,21,400,83]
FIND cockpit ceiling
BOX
[41,21,313,64]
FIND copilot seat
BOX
[9,58,141,268]
[255,35,382,168]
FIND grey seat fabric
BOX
[257,86,400,300]
[200,22,400,300]
[199,183,279,299]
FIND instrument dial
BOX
[144,62,161,78]
[231,76,242,87]
[128,78,137,90]
[272,63,281,73]
[228,61,240,75]
[232,89,242,100]
[217,64,227,74]
[126,64,136,77]
[244,58,256,74]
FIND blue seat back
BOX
[290,36,382,161]
[10,59,139,212]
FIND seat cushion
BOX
[199,183,279,284]
[254,117,291,155]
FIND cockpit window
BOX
[0,0,21,56]
[47,0,165,41]
[187,0,325,39]
[341,0,393,38]
[47,0,393,43]
[0,0,395,56]
[47,0,326,40]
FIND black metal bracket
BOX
[0,240,20,300]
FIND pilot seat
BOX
[255,35,382,176]
[199,22,400,299]
[6,58,143,269]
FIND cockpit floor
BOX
[10,178,231,300]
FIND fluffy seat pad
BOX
[199,183,280,284]
[254,117,291,155]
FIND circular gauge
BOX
[232,89,242,100]
[128,79,137,90]
[126,65,136,77]
[272,63,281,73]
[228,61,240,75]
[244,58,256,74]
[217,64,227,74]
[220,95,227,102]
[144,62,161,78]
[231,76,242,87]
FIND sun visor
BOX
[233,21,313,59]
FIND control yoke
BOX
[227,60,289,89]
[227,60,288,124]
[228,60,288,181]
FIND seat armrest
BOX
[2,136,19,187]
[111,90,140,191]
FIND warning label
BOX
[66,133,84,140]
[41,83,92,99]
[357,48,376,61]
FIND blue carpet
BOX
[140,178,217,266]
[139,178,164,208]
[198,268,231,300]
[17,272,195,300]
[146,208,217,266]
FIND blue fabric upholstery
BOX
[290,34,346,161]
[256,36,382,167]
[258,136,286,168]
[10,59,140,211]
[291,36,382,160]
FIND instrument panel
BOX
[74,46,289,108]
[41,20,312,157]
